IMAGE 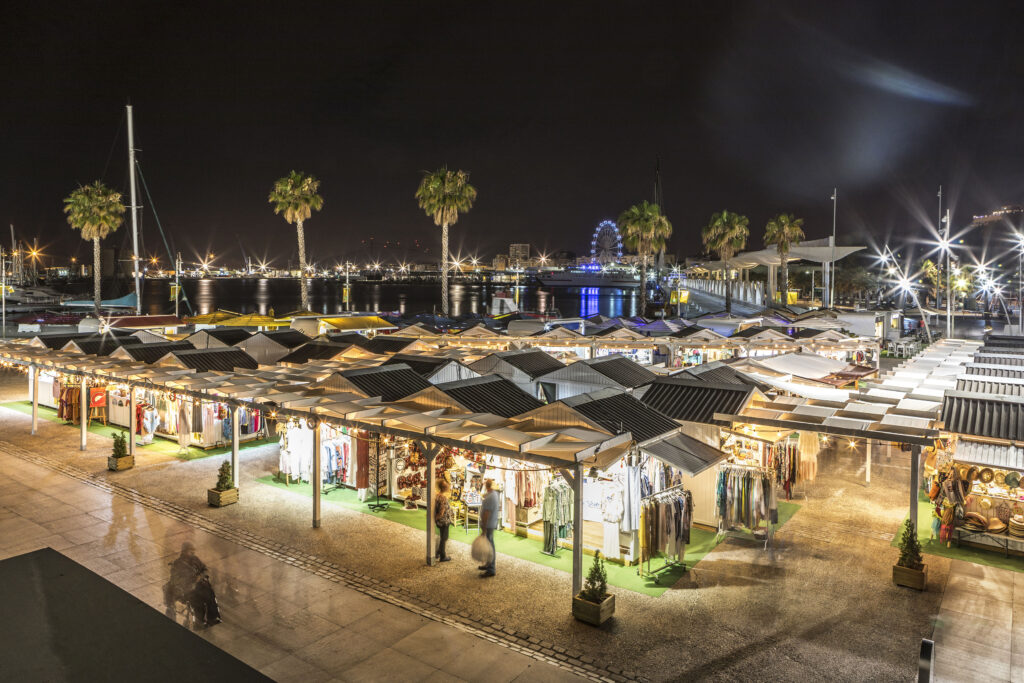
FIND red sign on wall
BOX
[89,388,107,408]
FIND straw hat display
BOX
[1009,515,1024,538]
[987,517,1007,534]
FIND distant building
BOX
[492,254,509,271]
[509,243,530,265]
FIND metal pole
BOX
[79,380,88,451]
[127,104,142,316]
[30,365,38,435]
[344,261,351,312]
[571,463,583,597]
[1,246,5,340]
[1018,241,1022,336]
[231,405,240,489]
[128,387,136,458]
[425,444,437,567]
[865,439,871,486]
[175,253,181,320]
[910,444,920,532]
[829,188,837,308]
[312,419,321,528]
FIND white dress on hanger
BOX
[601,482,624,559]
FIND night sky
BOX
[5,1,1024,267]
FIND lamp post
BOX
[941,209,952,338]
[829,188,837,308]
[884,245,933,344]
[1018,234,1024,335]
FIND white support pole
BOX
[425,443,437,566]
[571,462,584,597]
[30,365,38,435]
[910,444,920,532]
[312,420,321,528]
[79,380,88,451]
[231,406,240,489]
[127,104,142,316]
[128,388,136,457]
[865,440,872,486]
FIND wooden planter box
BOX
[107,455,134,472]
[208,487,239,507]
[893,563,927,591]
[573,593,615,626]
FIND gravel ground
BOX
[0,369,943,681]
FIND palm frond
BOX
[416,167,477,228]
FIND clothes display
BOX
[797,431,819,482]
[638,486,693,566]
[57,383,83,423]
[715,463,778,533]
[178,401,191,448]
[541,477,574,555]
[766,440,801,500]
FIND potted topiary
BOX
[107,431,134,471]
[893,518,927,590]
[573,551,614,625]
[207,461,239,507]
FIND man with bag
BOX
[478,478,499,577]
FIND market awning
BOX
[953,440,1024,469]
[639,428,727,476]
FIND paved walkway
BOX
[933,560,1023,682]
[0,446,590,682]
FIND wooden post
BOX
[865,440,872,486]
[231,406,240,489]
[128,388,136,457]
[312,419,321,528]
[572,462,583,597]
[30,365,38,436]
[79,380,87,451]
[424,443,438,566]
[910,444,920,532]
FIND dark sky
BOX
[5,1,1024,268]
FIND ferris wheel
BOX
[590,220,623,265]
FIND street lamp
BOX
[1017,233,1024,334]
[939,209,952,338]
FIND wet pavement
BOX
[0,369,949,681]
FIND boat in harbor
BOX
[536,267,640,288]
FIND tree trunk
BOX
[93,237,102,315]
[441,222,449,316]
[780,249,788,307]
[639,254,648,315]
[724,256,732,314]
[296,219,309,311]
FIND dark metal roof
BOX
[277,342,352,364]
[956,378,1024,397]
[118,341,195,364]
[164,348,259,371]
[942,391,1024,441]
[325,332,373,347]
[33,333,95,349]
[977,345,1024,356]
[436,375,543,417]
[341,364,432,401]
[670,326,712,338]
[680,361,771,392]
[361,336,419,354]
[972,353,1024,367]
[642,430,726,476]
[964,364,1024,380]
[382,354,453,377]
[564,390,678,442]
[729,326,791,339]
[496,349,565,378]
[640,377,756,425]
[69,335,131,356]
[984,334,1024,348]
[202,328,252,345]
[583,355,657,388]
[791,328,847,339]
[258,330,311,349]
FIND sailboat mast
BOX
[127,104,141,315]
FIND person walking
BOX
[479,478,499,577]
[435,479,454,562]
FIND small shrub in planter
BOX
[893,518,927,590]
[208,461,238,507]
[573,551,615,625]
[107,431,134,471]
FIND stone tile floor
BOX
[0,371,958,681]
[0,449,588,682]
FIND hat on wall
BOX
[980,468,995,484]
[1006,471,1021,489]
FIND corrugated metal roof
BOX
[640,378,756,425]
[117,341,195,364]
[278,342,352,364]
[956,378,1024,397]
[258,330,311,349]
[163,348,259,372]
[564,390,678,441]
[203,328,252,345]
[382,354,454,377]
[642,430,727,476]
[670,325,718,338]
[361,336,419,354]
[496,349,564,378]
[941,391,1024,441]
[436,375,543,417]
[954,440,1024,469]
[679,361,770,391]
[973,353,1024,366]
[341,364,432,401]
[325,332,372,347]
[106,315,183,329]
[584,355,657,388]
[964,364,1024,380]
[31,333,96,349]
[984,334,1024,348]
[729,326,791,339]
[67,336,130,356]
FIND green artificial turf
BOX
[256,474,801,597]
[1,400,273,461]
[892,490,1024,573]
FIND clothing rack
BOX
[716,462,775,550]
[638,482,691,583]
[367,435,390,512]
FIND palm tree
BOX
[763,213,805,306]
[921,259,941,306]
[617,201,673,314]
[702,210,750,314]
[269,171,324,311]
[415,168,477,316]
[63,182,126,314]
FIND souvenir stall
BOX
[671,338,734,368]
[594,343,654,366]
[715,461,778,546]
[277,417,371,495]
